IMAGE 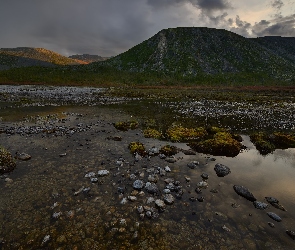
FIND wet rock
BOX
[146,197,155,204]
[97,170,109,177]
[148,147,159,156]
[4,177,13,183]
[253,201,268,210]
[195,188,202,194]
[214,163,231,177]
[201,173,209,180]
[52,211,62,219]
[267,212,282,222]
[148,174,158,183]
[133,180,144,190]
[286,230,295,240]
[16,152,31,161]
[185,177,191,182]
[164,178,174,184]
[181,149,196,155]
[137,206,144,214]
[197,181,208,189]
[117,187,125,194]
[163,189,171,194]
[164,194,175,205]
[164,166,171,172]
[187,161,199,169]
[265,196,286,211]
[129,174,137,180]
[90,178,98,183]
[120,198,128,204]
[155,199,166,210]
[233,185,256,202]
[222,225,231,232]
[41,235,50,246]
[189,197,197,202]
[165,157,176,163]
[268,222,275,228]
[145,182,159,194]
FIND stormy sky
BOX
[0,0,294,56]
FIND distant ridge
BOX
[69,54,111,63]
[0,47,86,70]
[102,27,295,80]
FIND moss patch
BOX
[114,120,139,131]
[189,132,242,157]
[166,125,207,142]
[0,146,16,174]
[128,142,146,155]
[160,145,178,156]
[143,128,163,139]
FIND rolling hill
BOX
[0,47,86,70]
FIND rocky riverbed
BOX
[1,85,295,249]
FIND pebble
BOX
[286,230,295,240]
[253,201,268,210]
[267,212,282,222]
[17,152,32,161]
[84,172,96,178]
[164,166,171,172]
[187,161,199,169]
[128,196,137,201]
[201,173,209,180]
[133,180,144,190]
[164,194,175,205]
[155,199,166,210]
[197,181,208,188]
[97,170,109,177]
[145,182,159,194]
[233,185,256,202]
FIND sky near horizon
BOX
[0,0,294,57]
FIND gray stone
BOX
[214,163,231,177]
[133,180,144,190]
[145,182,159,194]
[155,199,166,209]
[97,170,109,177]
[164,194,175,205]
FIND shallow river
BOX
[0,85,295,249]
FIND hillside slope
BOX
[103,27,295,80]
[0,47,86,70]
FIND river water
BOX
[0,85,295,249]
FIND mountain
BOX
[0,47,86,70]
[103,27,295,80]
[69,54,111,63]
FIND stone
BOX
[214,163,231,177]
[155,199,166,210]
[97,170,109,177]
[163,194,174,205]
[128,196,137,202]
[164,166,171,172]
[253,201,268,210]
[267,212,282,222]
[145,182,159,194]
[233,185,256,202]
[187,161,199,169]
[133,180,144,190]
[17,152,31,161]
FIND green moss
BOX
[166,125,207,142]
[160,145,178,156]
[250,132,275,155]
[272,132,295,148]
[128,142,146,155]
[0,146,16,174]
[143,128,162,139]
[189,132,242,157]
[114,120,139,131]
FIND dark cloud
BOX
[272,0,284,10]
[252,15,295,37]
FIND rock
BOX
[222,225,231,232]
[120,198,128,204]
[59,153,67,157]
[195,188,202,194]
[214,163,231,177]
[185,177,191,182]
[164,178,174,184]
[97,170,109,177]
[145,182,159,194]
[90,178,98,183]
[129,174,137,180]
[201,173,209,180]
[85,172,96,178]
[17,152,31,161]
[233,185,256,202]
[146,197,155,204]
[165,157,176,163]
[187,161,199,169]
[164,194,174,205]
[197,181,208,188]
[133,180,144,190]
[155,199,166,210]
[159,154,166,159]
[164,166,171,172]
[4,177,13,183]
[163,189,171,194]
[265,196,286,211]
[268,222,275,228]
[286,230,295,240]
[189,197,197,202]
[148,147,159,155]
[148,174,158,183]
[117,187,125,194]
[137,206,144,213]
[253,201,268,210]
[128,196,137,202]
[267,212,282,222]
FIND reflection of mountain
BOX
[273,149,295,165]
[69,54,111,63]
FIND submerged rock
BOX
[233,185,256,202]
[187,161,199,169]
[133,180,144,190]
[253,201,268,210]
[155,199,166,210]
[214,163,231,177]
[265,196,286,211]
[16,152,31,161]
[163,194,175,205]
[267,212,282,222]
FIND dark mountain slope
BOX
[103,27,295,80]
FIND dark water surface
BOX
[0,86,295,249]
